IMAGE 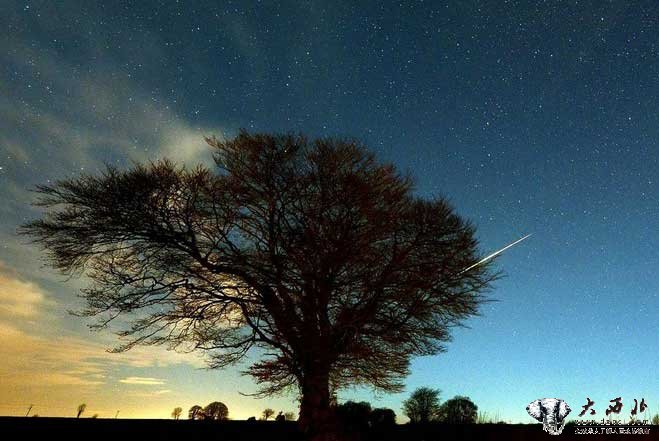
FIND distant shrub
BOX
[437,396,478,424]
[76,403,87,419]
[370,408,396,428]
[284,412,296,421]
[262,408,275,420]
[336,401,372,430]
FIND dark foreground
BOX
[1,417,656,441]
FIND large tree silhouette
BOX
[22,131,496,440]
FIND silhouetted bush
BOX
[403,388,441,423]
[336,401,372,431]
[370,408,396,428]
[284,412,296,421]
[437,396,478,424]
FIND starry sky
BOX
[1,0,658,423]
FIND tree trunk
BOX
[298,369,339,441]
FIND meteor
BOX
[460,233,532,274]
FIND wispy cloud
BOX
[0,319,205,389]
[124,388,173,400]
[0,257,205,393]
[0,262,48,317]
[0,28,229,344]
[119,377,166,386]
[0,5,236,417]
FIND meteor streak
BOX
[461,233,532,274]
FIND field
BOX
[1,417,655,440]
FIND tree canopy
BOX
[262,408,275,420]
[203,401,229,420]
[437,396,478,424]
[188,405,204,420]
[22,131,497,440]
[403,387,441,424]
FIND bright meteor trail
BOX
[461,234,532,274]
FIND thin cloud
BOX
[0,263,47,317]
[0,320,205,390]
[119,377,166,386]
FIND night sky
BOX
[1,0,658,422]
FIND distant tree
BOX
[652,414,659,426]
[76,403,87,419]
[204,401,229,421]
[370,408,396,428]
[275,411,286,422]
[22,131,497,441]
[91,414,99,419]
[262,408,275,420]
[336,401,372,430]
[284,412,296,421]
[171,407,183,420]
[247,416,257,422]
[188,405,204,420]
[403,388,441,424]
[437,396,478,424]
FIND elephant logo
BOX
[526,398,571,435]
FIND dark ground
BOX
[1,417,656,441]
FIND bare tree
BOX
[76,403,87,419]
[22,131,497,440]
[262,408,275,420]
[172,407,183,420]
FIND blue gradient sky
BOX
[1,0,657,422]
